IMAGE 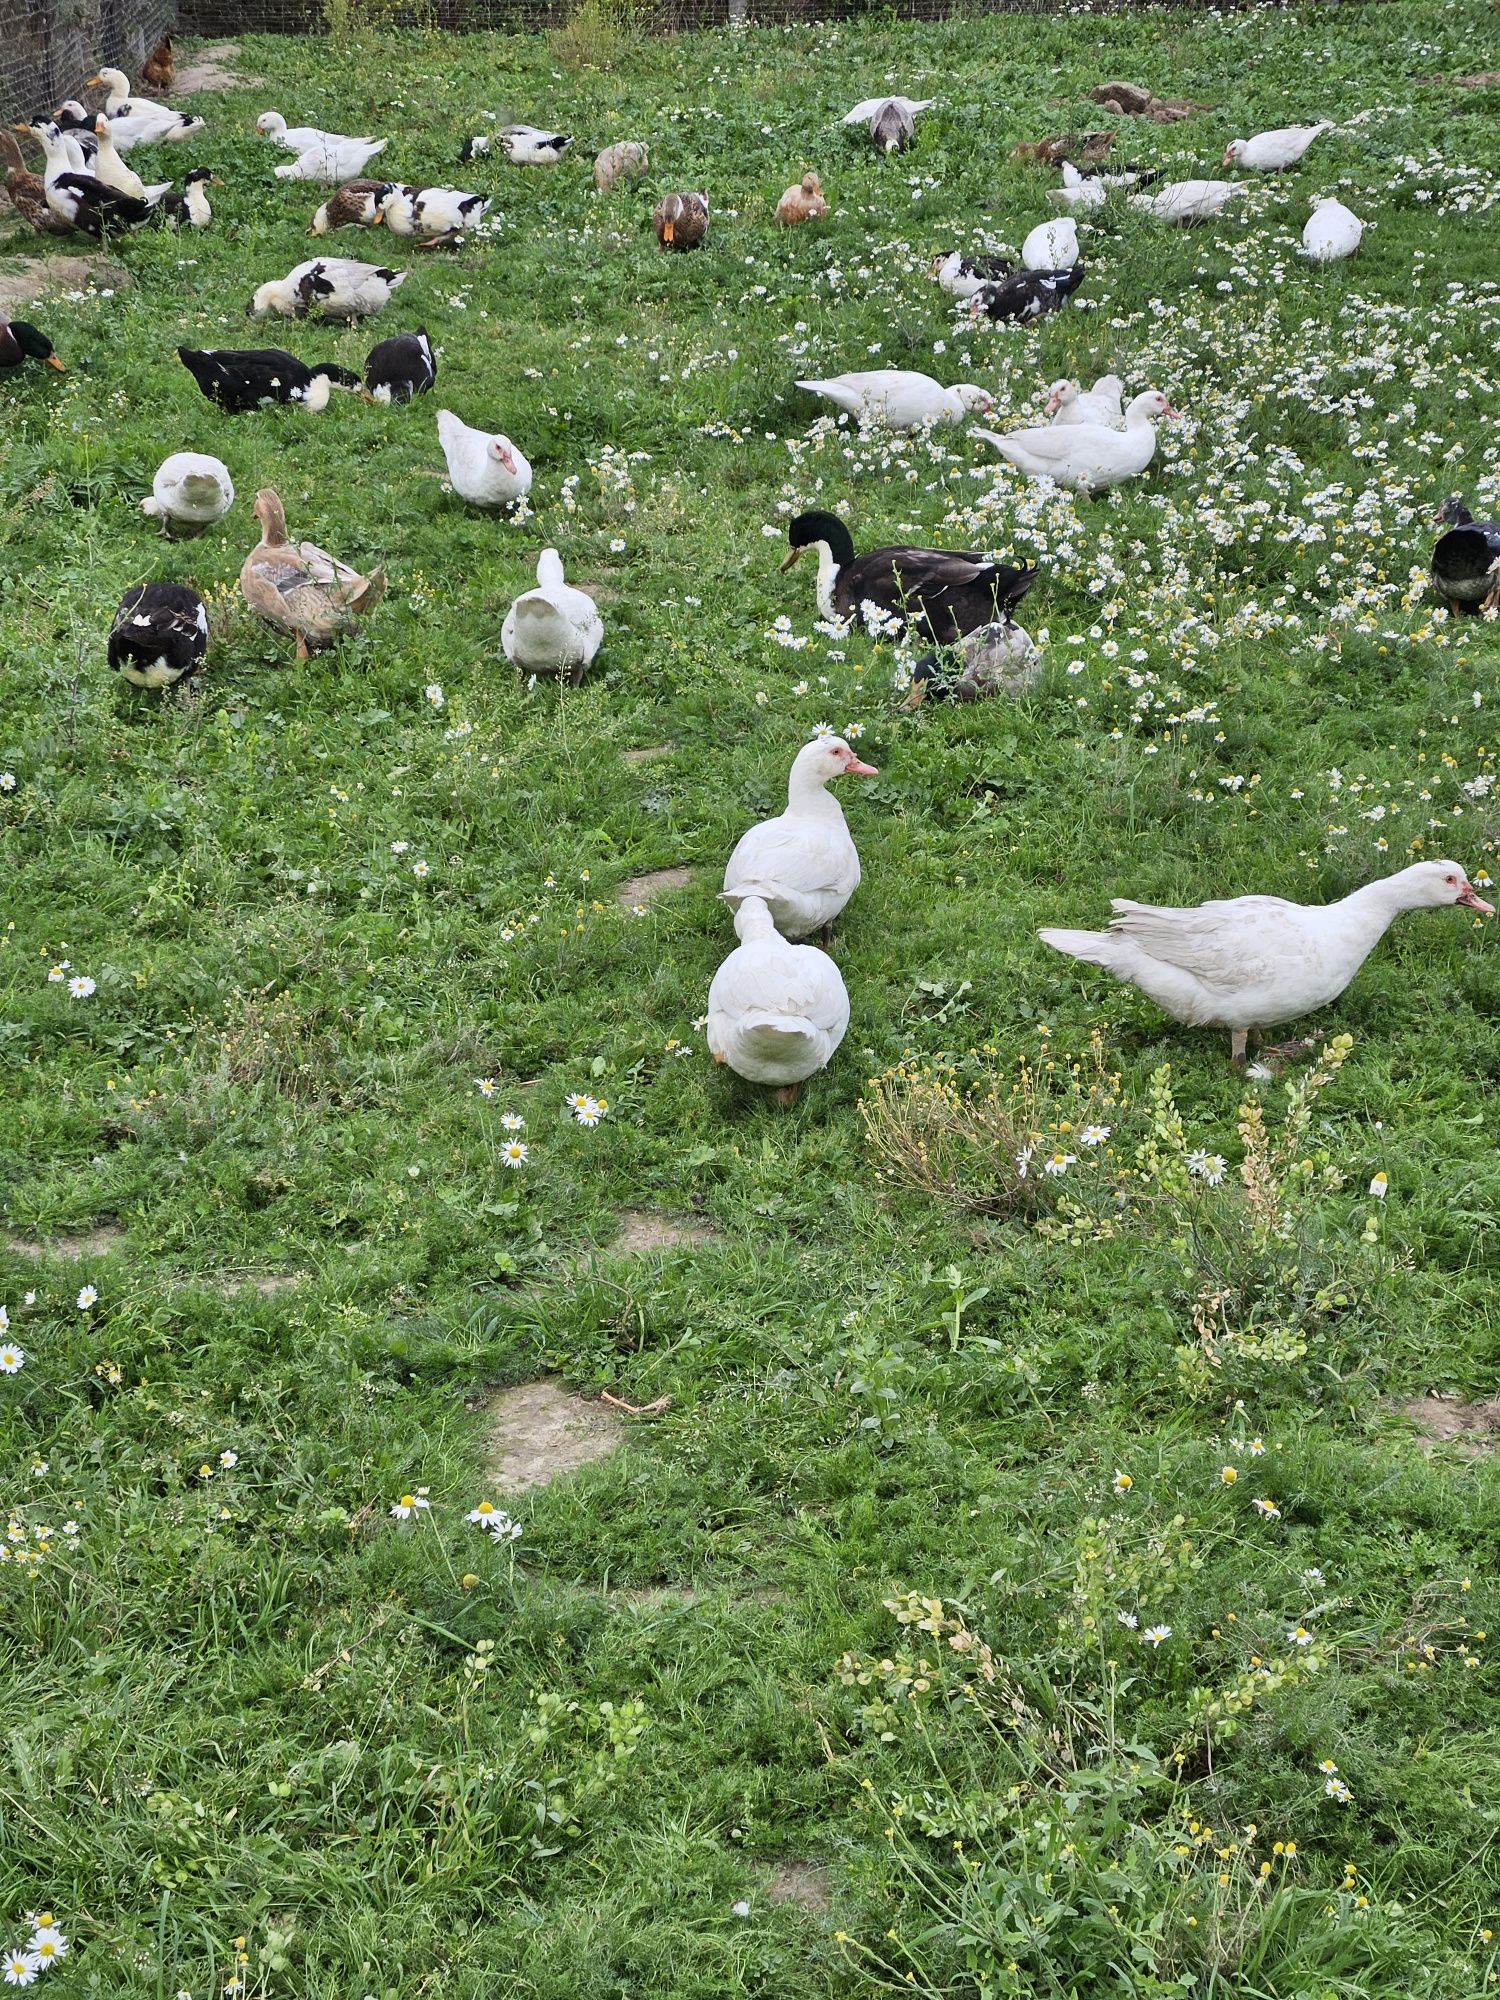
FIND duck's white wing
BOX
[724,817,855,904]
[1090,374,1124,418]
[842,99,888,123]
[1106,895,1300,988]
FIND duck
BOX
[842,95,934,153]
[1223,122,1332,171]
[381,182,490,246]
[88,115,171,201]
[1021,216,1080,269]
[159,166,221,228]
[974,388,1178,493]
[364,328,435,403]
[930,248,1015,298]
[249,257,406,320]
[593,140,647,191]
[480,123,572,165]
[902,617,1040,707]
[139,452,234,534]
[653,190,709,250]
[88,67,180,123]
[24,122,158,233]
[256,111,357,151]
[776,171,827,224]
[721,735,877,941]
[1039,859,1492,1065]
[435,409,532,506]
[108,581,209,689]
[1129,179,1244,224]
[49,99,97,133]
[239,488,386,658]
[308,178,391,233]
[793,369,992,428]
[1047,374,1123,426]
[1011,129,1115,167]
[177,345,362,412]
[97,105,204,151]
[140,35,175,91]
[1048,161,1106,211]
[781,509,1037,642]
[706,895,851,1100]
[1431,496,1500,614]
[969,266,1084,322]
[0,132,72,234]
[501,549,603,685]
[0,312,64,373]
[1301,196,1362,262]
[273,136,389,183]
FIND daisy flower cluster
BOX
[2,1914,67,1986]
[390,1488,522,1549]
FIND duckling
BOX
[653,190,708,250]
[139,452,234,535]
[108,581,209,689]
[141,35,175,91]
[177,345,361,412]
[0,313,65,373]
[501,549,603,685]
[159,166,220,229]
[0,130,73,235]
[239,488,385,659]
[363,328,435,403]
[380,183,490,247]
[776,171,827,225]
[593,140,647,191]
[249,257,406,320]
[308,178,391,234]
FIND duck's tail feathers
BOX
[348,567,386,616]
[1038,926,1124,970]
[740,1015,823,1068]
[139,496,162,516]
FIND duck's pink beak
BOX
[1458,881,1494,913]
[846,757,878,776]
[1163,402,1182,419]
[1221,145,1235,167]
[1045,387,1064,415]
[494,443,516,474]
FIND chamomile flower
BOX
[67,976,96,1000]
[1288,1625,1313,1647]
[0,1346,25,1374]
[573,1098,605,1128]
[1220,1466,1238,1485]
[424,683,445,708]
[475,1077,498,1097]
[500,1140,529,1168]
[1116,1611,1138,1629]
[2,1952,39,1986]
[1112,1470,1133,1495]
[1042,1151,1076,1177]
[26,1932,65,1968]
[77,1287,98,1310]
[46,964,68,983]
[1369,1172,1388,1200]
[389,1493,429,1521]
[1078,1124,1111,1146]
[1143,1624,1172,1648]
[219,1450,238,1470]
[1252,1497,1282,1519]
[500,1112,525,1131]
[412,859,429,880]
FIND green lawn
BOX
[3,3,1499,1994]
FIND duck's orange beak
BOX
[46,354,65,370]
[662,219,674,243]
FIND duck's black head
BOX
[183,166,220,186]
[7,320,64,369]
[782,509,856,571]
[1435,494,1474,528]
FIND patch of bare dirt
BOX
[622,744,675,764]
[174,42,250,93]
[611,1585,699,1606]
[0,258,129,310]
[484,1379,622,1493]
[617,865,694,908]
[766,1862,832,1913]
[7,1224,125,1259]
[1397,1393,1500,1455]
[611,1209,717,1254]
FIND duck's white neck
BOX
[1334,871,1427,945]
[813,540,840,620]
[732,895,778,944]
[787,761,845,823]
[184,181,212,226]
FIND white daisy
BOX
[67,976,96,1000]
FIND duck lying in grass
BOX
[776,171,827,224]
[436,409,533,505]
[249,257,406,320]
[902,619,1040,706]
[593,141,647,190]
[781,510,1037,643]
[160,167,221,229]
[108,581,209,689]
[381,183,490,246]
[653,191,709,249]
[795,368,992,428]
[973,389,1177,493]
[968,265,1084,322]
[930,249,1016,298]
[177,346,361,412]
[273,136,389,183]
[308,179,391,233]
[239,488,385,658]
[501,550,602,685]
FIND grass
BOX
[2,1,1499,1993]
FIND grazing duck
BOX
[1223,122,1332,171]
[782,510,1037,642]
[250,257,405,320]
[239,488,385,658]
[776,171,827,224]
[381,183,490,246]
[274,136,388,183]
[141,35,175,91]
[1129,179,1244,224]
[501,549,603,685]
[1301,196,1362,262]
[1431,496,1500,614]
[0,313,64,373]
[498,124,573,164]
[0,132,71,234]
[930,248,1015,298]
[108,582,209,689]
[308,178,390,233]
[653,190,709,250]
[1039,859,1492,1065]
[1047,374,1123,426]
[969,265,1084,322]
[160,166,220,229]
[794,369,991,428]
[974,389,1177,493]
[1021,216,1079,269]
[902,618,1040,707]
[707,895,850,1100]
[1049,161,1106,211]
[593,140,648,191]
[842,95,934,153]
[435,408,533,506]
[1011,129,1115,167]
[139,452,234,534]
[722,735,877,941]
[177,345,361,412]
[88,115,170,202]
[364,329,436,403]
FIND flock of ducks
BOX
[4,56,1494,1090]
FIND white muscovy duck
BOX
[1129,179,1245,224]
[1046,374,1123,426]
[249,257,405,320]
[1223,122,1333,171]
[257,111,349,151]
[1301,196,1362,262]
[974,388,1177,493]
[794,368,992,428]
[435,409,533,506]
[140,452,234,535]
[1021,215,1079,269]
[1048,161,1106,211]
[1041,860,1493,1064]
[501,550,602,685]
[274,136,388,183]
[721,735,877,941]
[707,895,851,1100]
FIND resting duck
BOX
[494,124,573,163]
[108,582,209,689]
[177,346,361,412]
[249,257,406,320]
[1223,122,1332,171]
[593,140,648,191]
[930,249,1015,298]
[257,111,346,151]
[782,509,1037,642]
[1047,374,1123,426]
[240,488,385,658]
[654,190,709,250]
[1021,216,1079,269]
[1011,129,1115,167]
[0,131,72,234]
[160,167,221,229]
[274,136,388,183]
[902,618,1039,707]
[842,96,934,153]
[381,183,490,246]
[1129,179,1244,224]
[1040,859,1492,1065]
[501,549,603,685]
[88,115,170,202]
[706,895,850,1101]
[364,329,435,403]
[0,313,64,372]
[1301,196,1362,262]
[436,409,533,506]
[974,389,1177,493]
[89,67,181,123]
[794,368,991,428]
[1431,496,1500,614]
[1049,161,1106,211]
[776,171,827,224]
[722,736,877,940]
[969,266,1084,322]
[139,452,234,534]
[308,179,391,233]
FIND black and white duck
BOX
[1432,496,1500,614]
[930,249,1016,299]
[781,510,1038,644]
[108,582,209,689]
[363,328,436,403]
[902,619,1040,707]
[969,265,1085,323]
[159,167,221,229]
[177,346,361,413]
[0,312,65,373]
[24,122,158,234]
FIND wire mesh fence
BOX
[1,0,175,129]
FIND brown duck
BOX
[240,488,386,658]
[776,171,827,225]
[653,190,708,251]
[0,130,73,235]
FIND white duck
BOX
[1046,374,1123,426]
[1021,215,1079,269]
[1048,161,1106,211]
[707,896,851,1099]
[89,67,177,122]
[249,257,405,320]
[257,111,349,151]
[381,183,491,243]
[1301,196,1362,262]
[88,116,169,202]
[274,136,388,183]
[842,95,935,152]
[1223,122,1333,171]
[1040,859,1492,1065]
[140,452,234,536]
[974,389,1177,494]
[1130,180,1245,224]
[794,369,992,429]
[501,550,602,685]
[721,736,877,941]
[435,409,533,507]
